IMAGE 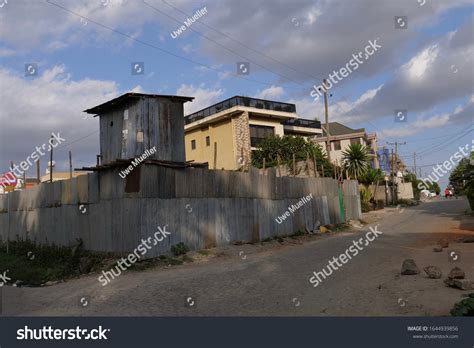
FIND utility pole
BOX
[386,141,407,204]
[323,79,331,163]
[386,141,406,174]
[413,152,417,178]
[50,134,53,183]
[390,149,395,205]
[69,151,73,179]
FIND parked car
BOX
[421,189,436,198]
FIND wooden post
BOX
[22,171,26,189]
[313,154,318,177]
[306,152,310,176]
[321,165,324,177]
[263,157,266,171]
[36,159,40,184]
[69,151,73,179]
[277,154,281,177]
[292,153,296,176]
[213,142,217,170]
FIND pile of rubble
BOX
[400,238,474,291]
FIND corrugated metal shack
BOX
[84,93,194,164]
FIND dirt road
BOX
[3,197,473,316]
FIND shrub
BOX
[360,186,371,212]
[171,242,189,256]
[450,295,474,316]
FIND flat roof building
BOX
[184,96,322,170]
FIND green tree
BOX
[449,152,474,209]
[251,135,333,176]
[341,143,370,180]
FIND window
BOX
[332,140,341,151]
[250,125,274,147]
[205,136,210,146]
[191,139,196,150]
[350,138,360,145]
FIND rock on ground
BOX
[445,278,474,290]
[448,267,465,280]
[433,246,443,252]
[438,239,449,248]
[423,266,442,279]
[401,259,420,275]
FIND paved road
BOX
[3,197,473,316]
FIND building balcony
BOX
[282,119,321,129]
[185,96,297,125]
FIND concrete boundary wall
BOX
[0,166,361,257]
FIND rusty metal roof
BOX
[83,93,194,115]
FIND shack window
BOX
[333,140,341,151]
[206,136,210,146]
[191,139,196,150]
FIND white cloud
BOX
[255,85,284,100]
[378,98,473,138]
[176,84,225,115]
[0,65,119,172]
[403,44,439,80]
[0,47,16,57]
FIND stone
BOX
[455,280,474,290]
[448,267,465,280]
[423,266,442,279]
[79,257,94,274]
[433,246,443,252]
[438,239,449,248]
[320,226,329,233]
[445,278,455,287]
[459,236,474,243]
[71,238,84,259]
[445,278,474,290]
[401,259,420,275]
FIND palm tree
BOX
[342,143,370,180]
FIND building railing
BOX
[282,119,321,129]
[185,96,297,125]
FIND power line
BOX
[142,0,310,87]
[45,0,300,90]
[416,128,472,156]
[159,0,325,82]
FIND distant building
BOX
[184,96,322,170]
[40,171,90,183]
[84,93,194,165]
[313,122,379,169]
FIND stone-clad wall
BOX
[231,111,251,169]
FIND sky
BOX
[0,0,473,190]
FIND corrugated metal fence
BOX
[0,166,361,257]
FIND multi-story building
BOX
[313,122,379,169]
[184,96,322,170]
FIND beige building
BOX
[40,171,90,183]
[184,96,322,170]
[313,122,379,169]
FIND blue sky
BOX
[0,0,472,189]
